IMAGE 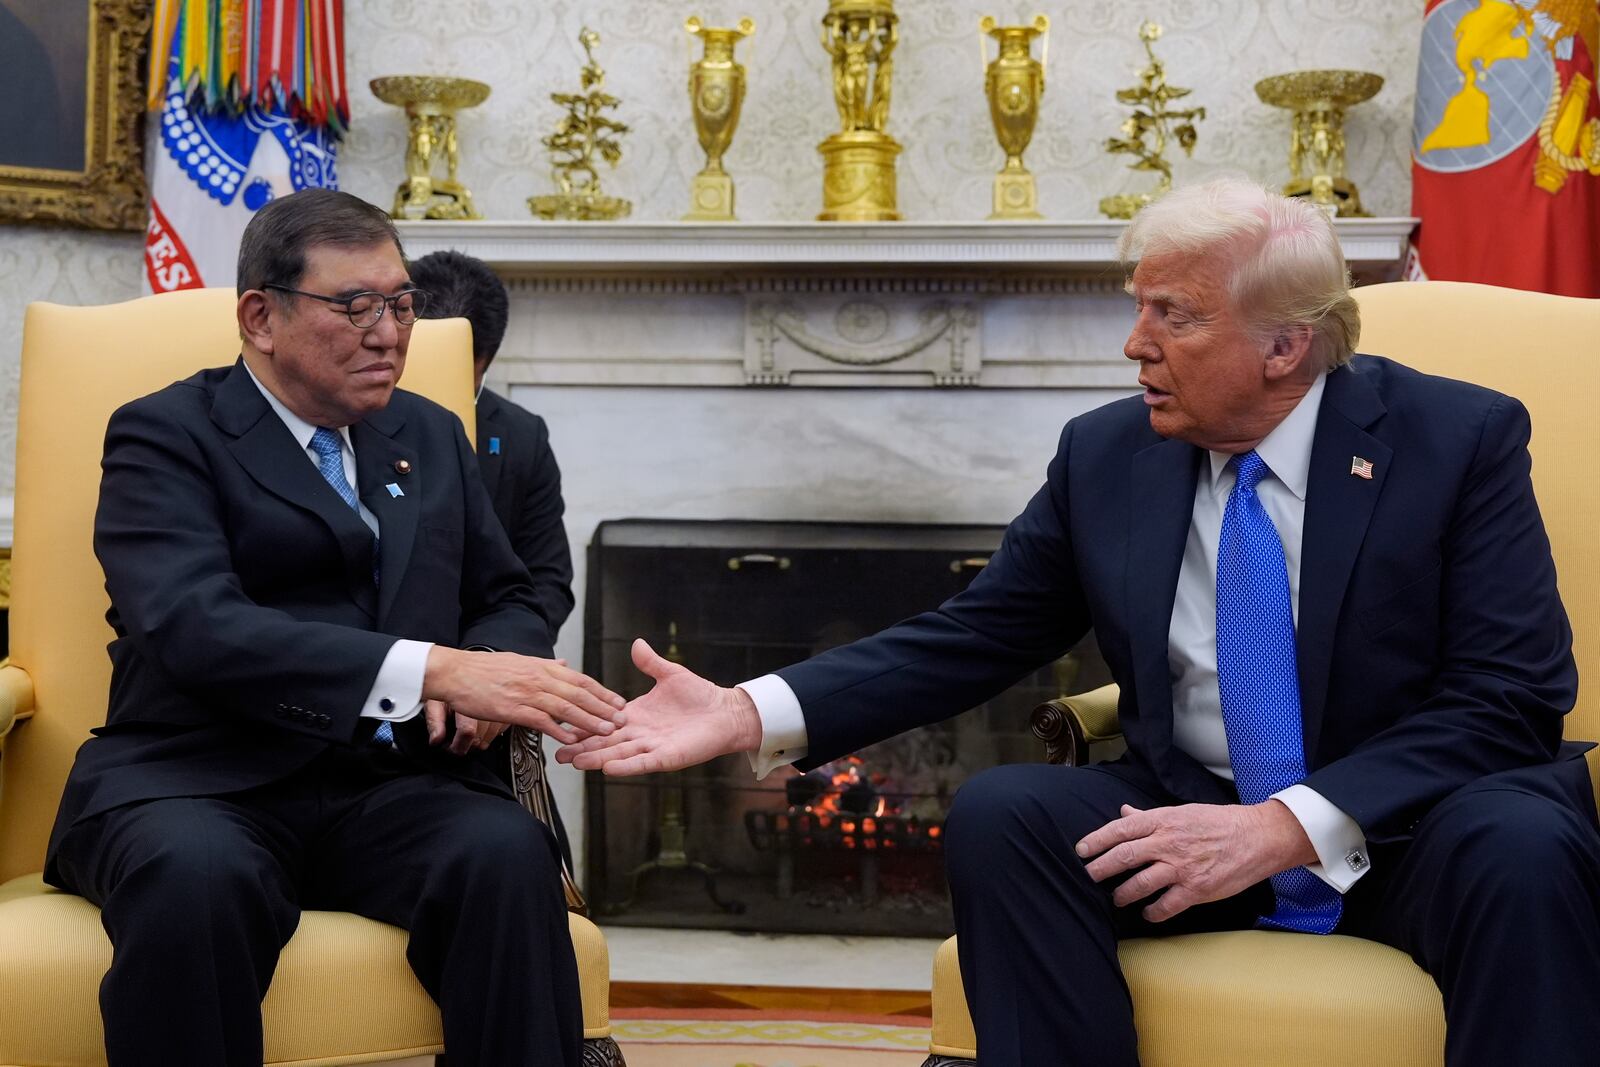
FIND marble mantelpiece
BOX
[397,219,1416,390]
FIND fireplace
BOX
[582,518,1109,938]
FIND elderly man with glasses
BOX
[43,188,624,1067]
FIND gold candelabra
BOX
[1099,21,1204,220]
[370,76,490,220]
[817,0,901,222]
[529,28,633,221]
[684,16,755,221]
[1255,69,1383,217]
[980,14,1049,220]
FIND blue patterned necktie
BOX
[309,428,392,745]
[1215,450,1342,934]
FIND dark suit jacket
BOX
[780,355,1581,845]
[475,388,574,639]
[46,359,555,877]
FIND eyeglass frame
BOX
[261,284,430,329]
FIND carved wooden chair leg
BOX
[582,1035,627,1066]
[510,725,588,913]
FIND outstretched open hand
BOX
[553,638,762,776]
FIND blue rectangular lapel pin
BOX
[385,483,404,498]
[488,436,501,455]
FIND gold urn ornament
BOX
[980,14,1049,219]
[370,76,491,220]
[1098,21,1205,220]
[530,28,633,221]
[684,16,756,221]
[817,0,902,222]
[1255,69,1383,217]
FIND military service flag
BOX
[1408,0,1600,297]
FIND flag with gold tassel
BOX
[1407,0,1600,297]
[143,0,348,293]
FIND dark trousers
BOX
[53,746,583,1067]
[945,758,1600,1067]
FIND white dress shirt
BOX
[245,363,429,726]
[739,372,1372,893]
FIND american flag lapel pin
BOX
[1350,455,1374,480]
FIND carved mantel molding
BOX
[394,219,1416,390]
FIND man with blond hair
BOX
[560,179,1600,1064]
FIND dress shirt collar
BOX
[242,359,353,455]
[1204,371,1327,501]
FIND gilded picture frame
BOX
[0,0,152,231]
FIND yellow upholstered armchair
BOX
[924,281,1600,1067]
[0,288,621,1067]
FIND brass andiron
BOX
[529,28,633,221]
[613,624,745,916]
[1099,21,1204,220]
[980,14,1049,219]
[684,16,756,221]
[817,0,902,222]
[1255,69,1383,217]
[369,76,490,220]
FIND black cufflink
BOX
[379,698,394,712]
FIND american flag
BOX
[1350,456,1374,480]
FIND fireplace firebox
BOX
[582,519,1109,938]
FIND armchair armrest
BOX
[1030,683,1122,767]
[0,664,35,740]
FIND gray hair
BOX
[1116,178,1360,370]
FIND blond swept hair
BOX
[1117,178,1360,370]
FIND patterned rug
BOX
[611,1008,931,1067]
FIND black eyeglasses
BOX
[263,284,429,329]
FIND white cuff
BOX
[1272,783,1372,892]
[360,640,432,722]
[738,674,809,780]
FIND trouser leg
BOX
[944,762,1267,1067]
[311,769,583,1067]
[1348,767,1600,1067]
[54,797,302,1067]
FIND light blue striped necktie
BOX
[1215,450,1342,934]
[309,428,392,745]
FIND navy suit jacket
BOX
[475,388,574,640]
[46,359,556,875]
[779,356,1580,845]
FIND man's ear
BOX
[237,290,275,354]
[1263,325,1315,381]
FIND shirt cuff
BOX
[738,674,809,780]
[361,639,432,721]
[1272,783,1372,892]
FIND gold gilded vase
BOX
[370,76,490,220]
[981,15,1049,219]
[817,0,901,222]
[684,16,755,221]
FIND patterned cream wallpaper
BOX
[0,0,1425,499]
[337,0,1423,222]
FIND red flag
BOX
[1408,0,1600,297]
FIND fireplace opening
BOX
[582,518,1109,938]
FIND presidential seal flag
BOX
[142,0,348,294]
[1408,0,1600,297]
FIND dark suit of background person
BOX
[42,191,603,1067]
[565,182,1600,1067]
[410,250,577,866]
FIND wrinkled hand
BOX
[424,698,509,756]
[424,646,625,745]
[1075,800,1316,922]
[554,638,762,776]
